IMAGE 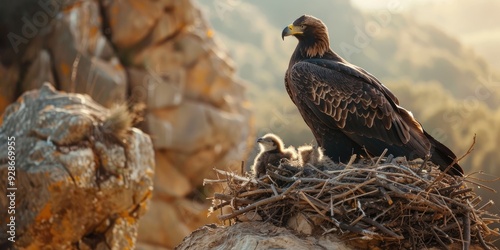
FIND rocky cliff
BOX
[0,0,252,248]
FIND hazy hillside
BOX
[408,0,500,71]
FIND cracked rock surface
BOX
[175,222,353,250]
[0,84,154,249]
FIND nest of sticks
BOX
[205,152,500,249]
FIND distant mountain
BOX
[408,0,500,71]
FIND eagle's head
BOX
[282,15,330,58]
[257,133,284,152]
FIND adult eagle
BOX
[282,15,463,176]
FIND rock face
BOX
[176,222,488,250]
[0,0,252,248]
[0,84,155,249]
[176,222,353,250]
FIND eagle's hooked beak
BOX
[282,24,304,40]
[256,137,264,143]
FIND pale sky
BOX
[352,0,500,71]
[351,0,451,11]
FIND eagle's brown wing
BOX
[287,59,431,155]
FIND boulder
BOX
[176,222,353,250]
[103,0,166,49]
[0,83,155,249]
[47,0,127,108]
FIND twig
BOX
[426,135,475,191]
[450,188,473,198]
[385,154,394,163]
[470,196,482,206]
[218,180,301,221]
[241,161,245,176]
[214,168,258,184]
[375,179,406,195]
[433,225,453,244]
[270,184,279,196]
[268,170,346,184]
[330,178,377,201]
[379,187,393,205]
[430,226,448,249]
[203,179,228,185]
[457,134,476,163]
[373,202,398,221]
[307,163,331,178]
[477,200,495,211]
[282,180,302,196]
[350,215,364,227]
[463,213,471,250]
[210,200,230,211]
[361,217,403,239]
[428,192,471,211]
[214,193,253,204]
[416,154,431,175]
[321,226,338,235]
[238,189,277,197]
[374,149,388,166]
[300,191,328,217]
[464,173,500,183]
[331,189,378,208]
[463,179,497,193]
[438,182,464,193]
[476,226,491,250]
[332,217,376,236]
[267,171,295,182]
[391,193,449,214]
[346,154,357,167]
[316,178,330,199]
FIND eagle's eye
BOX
[301,24,306,29]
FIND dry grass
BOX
[205,153,500,249]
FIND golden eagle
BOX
[282,15,463,176]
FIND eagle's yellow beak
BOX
[282,24,304,40]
